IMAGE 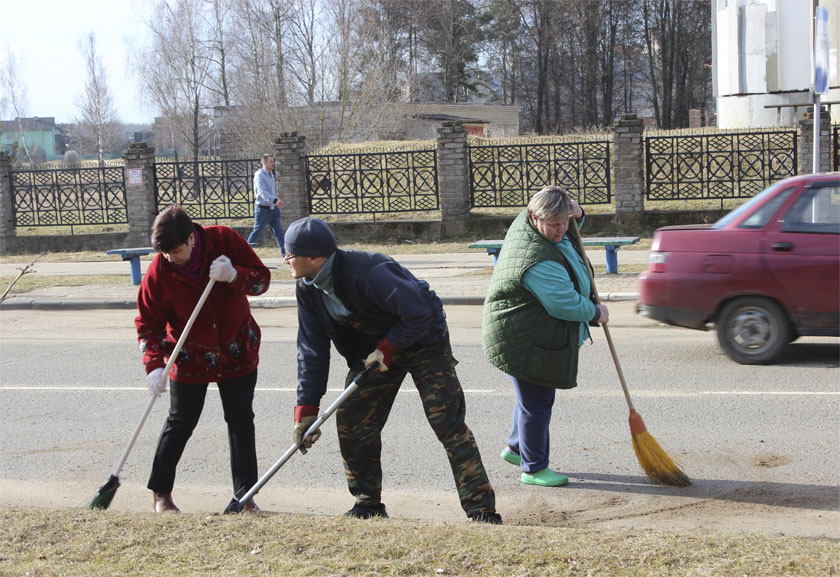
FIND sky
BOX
[2,0,155,125]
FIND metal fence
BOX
[8,128,811,234]
[9,165,127,229]
[645,129,797,201]
[468,139,612,207]
[154,158,261,222]
[305,149,439,214]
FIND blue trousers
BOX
[247,205,285,251]
[506,375,556,473]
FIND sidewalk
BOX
[0,250,645,310]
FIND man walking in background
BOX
[247,154,286,253]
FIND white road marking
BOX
[0,386,494,393]
[0,387,837,395]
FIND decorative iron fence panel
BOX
[10,166,127,230]
[306,150,439,214]
[468,140,612,207]
[154,158,261,221]
[645,130,797,201]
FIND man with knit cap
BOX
[284,217,501,524]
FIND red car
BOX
[639,173,840,364]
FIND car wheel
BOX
[716,297,790,365]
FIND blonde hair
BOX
[527,186,571,221]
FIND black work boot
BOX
[344,502,388,519]
[468,511,502,524]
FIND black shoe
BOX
[344,502,388,519]
[468,511,502,525]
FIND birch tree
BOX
[75,33,121,166]
[0,49,34,164]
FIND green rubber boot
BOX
[521,468,569,487]
[500,447,521,467]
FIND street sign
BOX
[815,6,829,94]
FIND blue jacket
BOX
[295,249,447,406]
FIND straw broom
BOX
[569,219,690,486]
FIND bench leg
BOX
[126,256,142,285]
[605,246,619,274]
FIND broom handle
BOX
[111,278,217,476]
[233,363,380,506]
[568,219,636,412]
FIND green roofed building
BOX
[0,117,62,161]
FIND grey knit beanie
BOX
[284,217,337,257]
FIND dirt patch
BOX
[751,453,792,468]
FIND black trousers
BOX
[147,369,258,497]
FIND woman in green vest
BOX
[482,186,609,487]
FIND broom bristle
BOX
[632,430,691,486]
[88,475,120,510]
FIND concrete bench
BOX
[106,247,155,285]
[469,237,640,274]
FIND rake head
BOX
[223,497,244,514]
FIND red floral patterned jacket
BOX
[135,224,271,383]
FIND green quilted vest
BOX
[482,210,582,389]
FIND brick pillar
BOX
[0,152,14,254]
[798,105,831,174]
[273,132,309,225]
[436,121,470,238]
[122,142,157,247]
[612,113,645,231]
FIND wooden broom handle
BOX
[568,219,636,411]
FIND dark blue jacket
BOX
[295,249,447,406]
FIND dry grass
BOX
[1,508,836,577]
[0,274,129,294]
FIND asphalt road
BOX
[1,304,838,537]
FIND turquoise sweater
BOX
[522,234,596,347]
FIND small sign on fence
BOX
[127,168,143,186]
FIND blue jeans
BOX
[506,375,556,473]
[247,205,285,252]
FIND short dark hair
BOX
[261,153,273,162]
[151,205,194,252]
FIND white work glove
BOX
[147,367,167,397]
[364,337,397,373]
[364,349,388,373]
[210,255,237,283]
[293,414,321,454]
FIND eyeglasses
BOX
[283,253,298,262]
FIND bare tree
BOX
[642,0,710,128]
[0,48,34,164]
[136,0,215,158]
[205,0,233,105]
[75,33,121,166]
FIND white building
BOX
[713,0,840,127]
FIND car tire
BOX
[716,297,791,365]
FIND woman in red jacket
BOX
[136,205,271,513]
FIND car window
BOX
[781,185,840,234]
[714,181,793,229]
[735,187,794,229]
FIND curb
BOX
[0,299,139,310]
[0,293,639,311]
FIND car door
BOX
[763,181,840,332]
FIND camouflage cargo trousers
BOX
[335,332,496,517]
